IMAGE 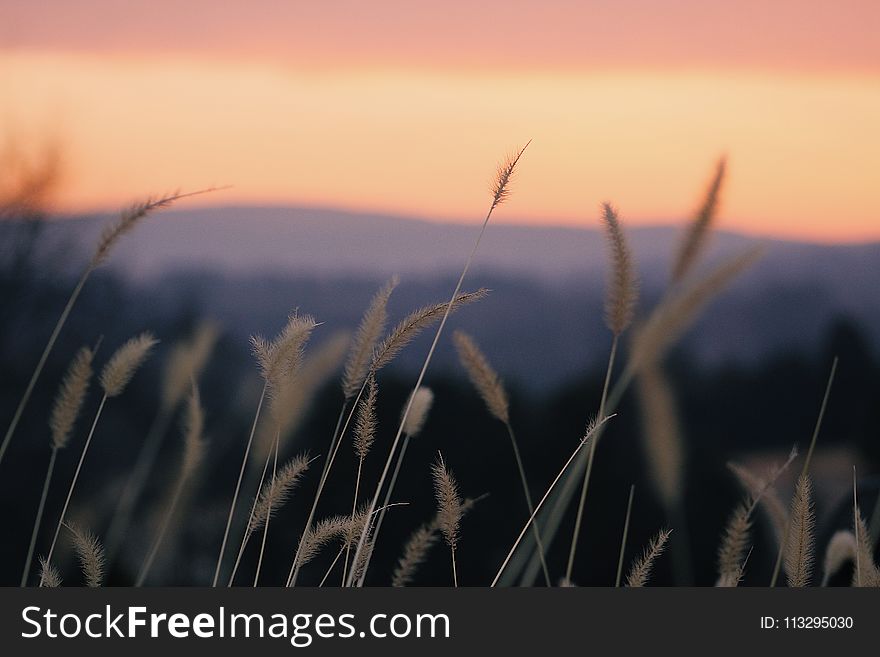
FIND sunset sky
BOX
[1,0,878,241]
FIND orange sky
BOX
[1,1,878,242]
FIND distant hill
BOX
[4,205,880,387]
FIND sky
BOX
[1,0,878,242]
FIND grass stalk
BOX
[41,393,107,585]
[451,547,458,587]
[253,431,279,587]
[104,407,173,562]
[342,457,364,585]
[213,381,266,586]
[0,273,87,468]
[347,143,530,587]
[227,433,274,586]
[491,416,611,587]
[135,467,187,586]
[21,447,58,586]
[566,334,618,582]
[504,420,550,586]
[615,485,635,587]
[769,357,837,587]
[288,393,362,586]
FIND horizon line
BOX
[42,200,880,248]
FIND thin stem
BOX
[615,485,635,587]
[451,548,458,587]
[491,416,611,587]
[253,431,280,587]
[853,466,861,588]
[135,472,187,586]
[342,457,363,586]
[288,394,361,587]
[319,547,346,587]
[227,433,274,587]
[21,447,58,586]
[42,393,107,585]
[213,381,266,587]
[770,357,837,587]
[504,421,551,586]
[566,335,618,583]
[104,406,173,563]
[348,197,504,587]
[0,271,88,469]
[356,433,411,586]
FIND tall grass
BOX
[0,189,216,470]
[213,313,316,586]
[41,332,157,585]
[5,150,878,590]
[346,143,530,587]
[21,345,93,586]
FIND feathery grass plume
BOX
[348,145,527,587]
[275,331,349,438]
[343,503,387,586]
[630,246,763,370]
[253,331,350,468]
[65,522,105,587]
[181,385,206,477]
[215,313,316,587]
[727,462,788,545]
[386,495,480,588]
[353,376,378,461]
[252,313,318,391]
[519,253,761,587]
[784,474,815,587]
[453,329,549,584]
[0,189,216,469]
[248,453,311,537]
[392,522,439,588]
[161,321,218,412]
[100,332,159,397]
[821,531,856,586]
[343,277,398,399]
[49,346,94,449]
[432,455,463,552]
[432,454,463,585]
[370,289,489,372]
[453,330,508,423]
[717,448,798,587]
[635,361,683,510]
[89,191,217,269]
[22,347,94,585]
[768,359,837,588]
[852,506,880,587]
[565,204,639,585]
[343,376,378,583]
[670,157,726,284]
[601,202,639,336]
[296,516,353,569]
[349,534,376,586]
[38,558,61,588]
[43,335,157,583]
[716,504,751,587]
[490,143,528,210]
[355,387,435,585]
[626,529,672,587]
[402,387,434,437]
